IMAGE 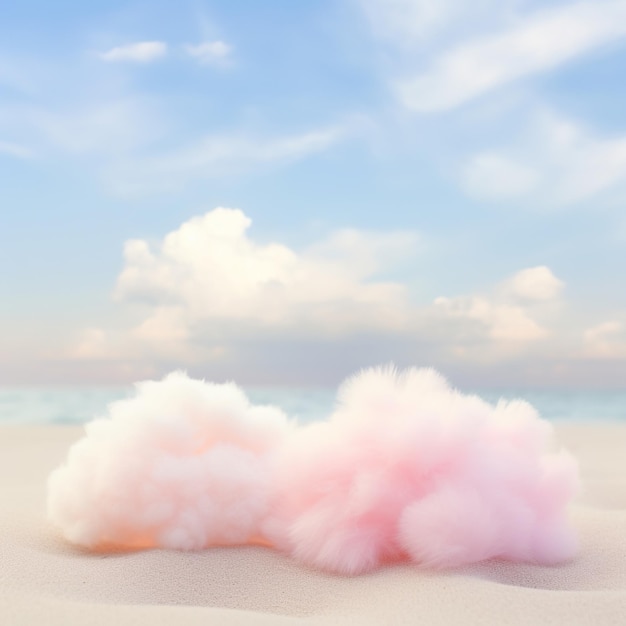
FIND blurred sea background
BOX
[1,386,625,425]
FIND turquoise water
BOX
[0,386,625,425]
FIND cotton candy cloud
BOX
[48,371,293,549]
[48,367,579,573]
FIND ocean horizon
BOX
[1,385,625,425]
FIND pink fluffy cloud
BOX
[48,366,579,574]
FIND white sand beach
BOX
[2,423,626,625]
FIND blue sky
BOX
[1,0,626,388]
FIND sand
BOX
[1,423,625,625]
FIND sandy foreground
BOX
[1,423,625,625]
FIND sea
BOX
[0,386,625,425]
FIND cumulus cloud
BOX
[461,111,626,208]
[184,40,232,66]
[48,367,579,573]
[394,1,626,112]
[431,266,564,356]
[434,296,549,343]
[99,41,168,63]
[501,266,565,301]
[114,207,416,338]
[69,208,566,372]
[583,321,626,359]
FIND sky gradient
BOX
[1,0,626,388]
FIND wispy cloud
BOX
[105,124,350,194]
[99,41,168,63]
[0,56,38,93]
[0,140,33,159]
[358,0,465,44]
[20,98,165,157]
[393,0,626,112]
[461,110,626,208]
[184,40,232,66]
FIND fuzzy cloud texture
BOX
[48,367,579,574]
[48,372,292,549]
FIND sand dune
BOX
[2,423,625,625]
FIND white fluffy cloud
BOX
[114,208,415,337]
[72,208,566,369]
[432,267,564,357]
[583,321,626,359]
[184,41,232,66]
[393,1,626,112]
[461,111,626,207]
[501,266,565,301]
[99,41,168,63]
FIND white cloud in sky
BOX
[0,55,39,94]
[26,99,164,156]
[583,321,626,359]
[461,111,626,207]
[70,208,419,365]
[434,296,549,343]
[0,140,33,159]
[358,0,463,44]
[433,266,564,351]
[99,41,168,63]
[106,125,349,194]
[500,266,565,301]
[184,40,232,66]
[462,153,539,200]
[70,208,566,370]
[114,207,415,336]
[394,0,626,112]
